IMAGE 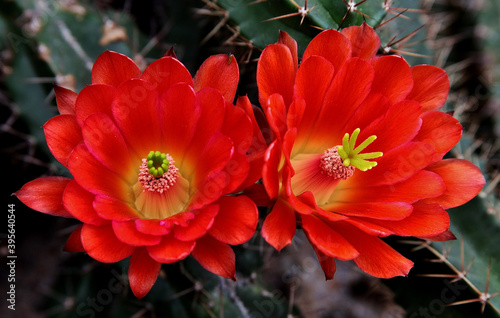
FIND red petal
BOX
[236,95,267,155]
[335,170,445,203]
[82,113,136,181]
[342,92,390,137]
[301,214,359,260]
[193,54,239,103]
[159,83,200,160]
[287,97,306,132]
[185,88,225,160]
[407,65,449,111]
[141,56,193,96]
[257,44,295,108]
[43,114,82,167]
[191,235,235,279]
[324,202,413,220]
[341,23,380,60]
[54,85,77,115]
[147,234,195,263]
[129,247,161,299]
[261,199,296,251]
[15,177,72,217]
[174,205,219,241]
[192,133,233,189]
[75,84,116,126]
[289,153,341,205]
[221,103,253,154]
[311,244,337,280]
[209,196,258,245]
[361,100,422,153]
[262,140,281,199]
[422,159,485,208]
[354,203,450,237]
[266,93,287,139]
[294,56,335,150]
[94,195,142,221]
[91,51,142,87]
[333,222,414,278]
[239,148,266,193]
[68,144,134,202]
[81,224,135,262]
[413,111,462,162]
[278,31,298,73]
[63,180,109,226]
[220,152,250,195]
[112,220,162,246]
[63,225,84,252]
[345,218,393,237]
[135,219,171,236]
[305,58,374,153]
[421,230,456,241]
[348,142,434,187]
[370,55,413,105]
[303,29,352,78]
[188,172,228,210]
[112,79,161,157]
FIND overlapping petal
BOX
[193,54,239,103]
[406,65,450,111]
[15,177,72,218]
[209,196,258,245]
[147,234,196,263]
[75,84,115,126]
[422,159,485,208]
[341,22,380,60]
[92,51,142,86]
[63,180,109,226]
[53,85,77,115]
[81,224,135,263]
[129,247,161,299]
[44,115,82,166]
[191,235,236,280]
[112,79,161,157]
[257,43,295,108]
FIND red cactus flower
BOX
[15,51,259,298]
[257,23,485,279]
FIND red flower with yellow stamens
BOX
[257,23,485,279]
[15,51,259,298]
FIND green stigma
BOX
[147,151,170,178]
[337,128,383,171]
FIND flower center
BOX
[291,129,382,205]
[147,151,170,178]
[138,151,178,193]
[337,128,383,171]
[320,146,356,180]
[320,128,382,177]
[134,150,190,219]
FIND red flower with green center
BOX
[257,23,485,279]
[15,51,260,298]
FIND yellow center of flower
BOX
[319,129,382,179]
[291,129,382,205]
[139,151,178,191]
[337,128,383,171]
[133,150,190,219]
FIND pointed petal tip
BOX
[129,248,161,299]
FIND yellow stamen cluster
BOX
[337,128,383,171]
